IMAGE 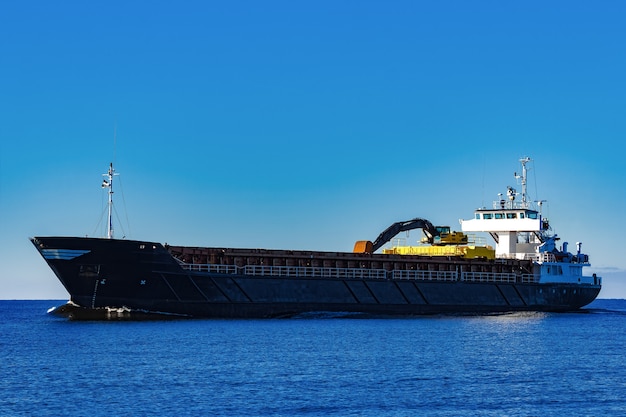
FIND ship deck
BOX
[166,245,537,283]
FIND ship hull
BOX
[32,236,601,320]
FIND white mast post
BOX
[519,156,531,209]
[102,162,116,239]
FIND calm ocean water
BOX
[1,299,624,417]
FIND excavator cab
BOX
[433,226,468,245]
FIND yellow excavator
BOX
[353,218,494,259]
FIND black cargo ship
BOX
[32,158,601,319]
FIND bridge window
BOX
[506,213,517,219]
[483,213,493,219]
[475,213,480,219]
[519,212,525,219]
[527,212,538,219]
[495,213,504,219]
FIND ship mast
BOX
[101,162,117,239]
[516,156,531,209]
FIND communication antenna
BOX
[113,122,118,166]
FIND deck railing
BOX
[179,263,539,284]
[182,264,238,274]
[462,272,517,283]
[392,270,457,281]
[243,265,388,280]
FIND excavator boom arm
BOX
[370,218,439,253]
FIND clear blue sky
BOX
[1,1,625,299]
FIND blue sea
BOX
[1,299,624,417]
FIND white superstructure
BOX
[460,157,600,286]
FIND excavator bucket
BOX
[353,240,373,254]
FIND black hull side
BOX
[63,280,601,319]
[32,236,601,320]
